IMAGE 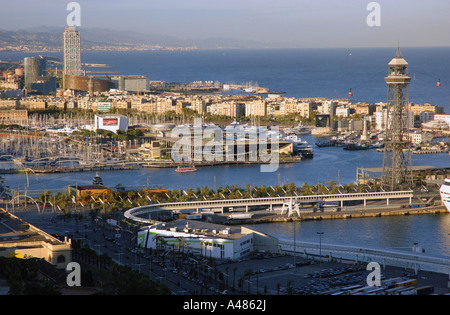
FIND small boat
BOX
[285,135,310,153]
[315,141,335,148]
[93,172,104,185]
[298,146,314,159]
[176,165,197,173]
[343,143,369,151]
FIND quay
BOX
[249,204,447,224]
[4,156,301,174]
[413,149,447,155]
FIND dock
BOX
[2,156,301,174]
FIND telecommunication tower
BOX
[381,47,413,190]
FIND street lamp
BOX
[317,232,324,293]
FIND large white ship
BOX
[439,178,450,212]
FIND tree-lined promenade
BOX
[28,180,391,219]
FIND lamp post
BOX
[317,232,324,293]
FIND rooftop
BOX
[0,210,65,246]
[153,219,248,240]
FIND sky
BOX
[3,0,450,48]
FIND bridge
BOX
[124,190,414,224]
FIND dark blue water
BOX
[251,213,450,258]
[2,48,450,258]
[3,47,450,111]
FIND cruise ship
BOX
[439,178,450,212]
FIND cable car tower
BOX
[381,47,413,190]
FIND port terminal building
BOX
[137,219,278,260]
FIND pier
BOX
[279,238,450,275]
[124,190,415,224]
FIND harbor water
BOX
[2,135,450,258]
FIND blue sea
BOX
[2,47,450,112]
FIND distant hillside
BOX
[0,27,273,51]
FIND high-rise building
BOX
[24,56,46,90]
[381,48,413,190]
[63,27,82,77]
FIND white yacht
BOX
[285,135,309,151]
[439,178,450,212]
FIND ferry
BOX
[439,178,450,212]
[176,166,197,173]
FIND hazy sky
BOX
[3,0,450,48]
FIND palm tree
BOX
[232,267,237,292]
[244,268,253,293]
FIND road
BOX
[8,208,243,295]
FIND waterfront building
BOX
[0,99,18,109]
[278,98,299,116]
[30,77,57,95]
[317,100,337,116]
[68,184,112,200]
[336,106,350,118]
[137,220,255,260]
[111,100,131,110]
[409,103,444,116]
[298,101,315,118]
[419,112,435,124]
[96,102,112,112]
[113,75,149,93]
[94,114,128,133]
[63,27,82,77]
[0,210,72,270]
[0,109,28,123]
[245,98,267,117]
[47,99,66,111]
[137,141,163,159]
[20,98,47,110]
[409,131,434,145]
[216,101,245,117]
[157,98,176,114]
[190,98,207,114]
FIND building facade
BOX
[137,220,254,260]
[94,114,128,133]
[63,27,82,77]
